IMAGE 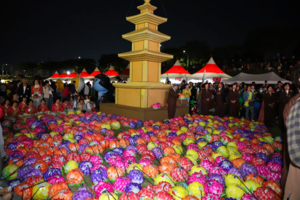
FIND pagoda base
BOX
[100,103,189,121]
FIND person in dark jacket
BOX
[201,83,212,115]
[228,83,240,117]
[215,82,225,117]
[167,85,179,119]
[263,86,277,126]
[17,79,31,103]
[278,83,294,130]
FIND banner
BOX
[175,77,182,81]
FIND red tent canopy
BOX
[90,67,101,77]
[120,64,129,75]
[48,71,60,79]
[189,57,231,79]
[67,69,77,79]
[193,57,225,74]
[105,65,119,77]
[161,60,190,78]
[60,71,68,78]
[79,68,90,77]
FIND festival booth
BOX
[66,69,78,79]
[119,64,129,81]
[161,60,190,84]
[188,57,231,82]
[59,71,68,80]
[104,65,119,78]
[89,67,101,78]
[45,71,61,80]
[222,72,291,84]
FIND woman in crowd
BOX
[8,101,20,116]
[38,99,49,112]
[201,83,212,115]
[70,96,77,109]
[228,83,240,117]
[263,86,277,126]
[31,79,43,108]
[215,82,225,117]
[77,99,87,111]
[243,85,255,121]
[24,100,37,114]
[278,83,294,130]
[61,99,72,111]
[43,81,54,110]
[18,97,27,115]
[52,98,63,112]
[181,84,191,106]
[2,99,10,117]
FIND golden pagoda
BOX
[115,0,173,108]
[101,0,188,120]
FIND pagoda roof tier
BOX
[126,12,167,25]
[119,50,173,63]
[137,2,157,12]
[122,28,171,43]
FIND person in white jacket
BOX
[84,84,90,96]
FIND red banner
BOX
[175,77,182,81]
[212,77,222,82]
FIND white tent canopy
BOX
[222,72,291,84]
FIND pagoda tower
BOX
[114,0,173,108]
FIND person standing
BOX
[215,82,225,117]
[84,83,90,96]
[43,81,54,110]
[278,83,294,130]
[228,83,240,117]
[0,105,6,160]
[201,83,212,115]
[283,65,300,200]
[167,85,179,119]
[243,85,255,121]
[263,86,277,126]
[31,80,43,108]
[17,78,31,103]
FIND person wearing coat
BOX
[278,83,294,130]
[214,83,225,117]
[31,80,43,108]
[76,99,87,111]
[228,83,240,118]
[167,85,179,119]
[17,79,31,103]
[43,81,54,110]
[243,85,255,121]
[263,86,277,126]
[201,83,212,115]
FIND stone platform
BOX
[100,103,189,121]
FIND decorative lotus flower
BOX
[225,184,246,199]
[2,165,18,180]
[169,185,188,200]
[114,176,131,194]
[32,182,51,200]
[73,186,94,200]
[187,182,206,198]
[152,103,162,110]
[63,160,78,174]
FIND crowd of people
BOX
[168,79,297,131]
[0,78,98,117]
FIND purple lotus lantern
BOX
[23,157,38,166]
[152,147,163,160]
[256,153,269,163]
[79,161,93,175]
[17,166,42,180]
[240,163,258,177]
[112,147,124,156]
[227,167,244,179]
[125,183,142,194]
[129,169,144,184]
[219,160,234,172]
[129,122,136,128]
[43,168,62,180]
[91,168,108,185]
[208,173,225,186]
[7,142,17,151]
[73,186,93,200]
[136,120,143,127]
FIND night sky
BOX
[0,0,299,66]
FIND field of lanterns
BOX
[1,110,283,200]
